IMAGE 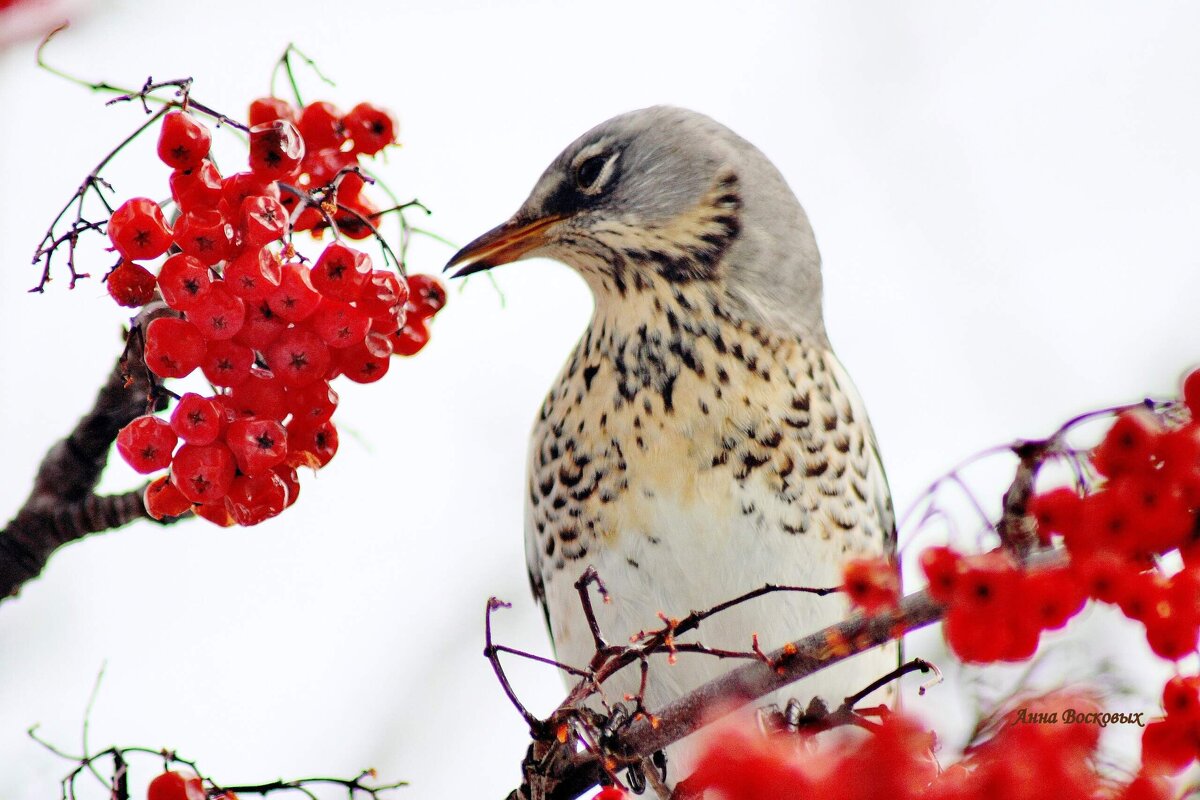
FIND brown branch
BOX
[507,588,947,800]
[0,303,181,603]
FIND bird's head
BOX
[446,106,826,339]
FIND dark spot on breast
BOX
[583,364,599,390]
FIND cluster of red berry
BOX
[107,99,447,526]
[840,368,1200,780]
[676,693,1171,800]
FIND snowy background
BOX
[1,1,1198,798]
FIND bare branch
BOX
[0,303,184,602]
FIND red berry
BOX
[240,194,288,248]
[1021,566,1086,631]
[1029,487,1082,546]
[406,273,447,319]
[228,366,288,420]
[201,339,254,387]
[107,198,172,260]
[391,316,430,357]
[919,546,962,604]
[1141,719,1197,775]
[297,101,345,150]
[312,241,371,301]
[842,557,900,614]
[1072,551,1127,604]
[249,120,305,179]
[273,465,301,508]
[359,269,409,314]
[170,443,236,503]
[310,299,371,348]
[286,419,339,469]
[170,393,223,445]
[144,316,206,379]
[187,282,246,341]
[249,96,295,127]
[221,171,281,215]
[592,788,627,800]
[147,770,205,800]
[157,110,211,170]
[345,101,398,156]
[300,146,358,190]
[267,262,322,322]
[224,246,282,300]
[1144,604,1199,661]
[173,208,235,264]
[339,333,392,383]
[106,260,156,308]
[226,417,288,475]
[157,253,212,311]
[225,470,290,526]
[169,160,223,213]
[116,415,177,474]
[1184,368,1200,419]
[1163,675,1200,721]
[144,475,192,520]
[266,327,331,388]
[1093,409,1163,478]
[194,500,236,527]
[285,380,338,426]
[234,299,287,351]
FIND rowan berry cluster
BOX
[675,693,1172,800]
[106,97,446,527]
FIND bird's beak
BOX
[443,213,564,278]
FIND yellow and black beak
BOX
[443,214,564,278]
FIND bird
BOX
[445,106,898,781]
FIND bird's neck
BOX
[567,276,815,418]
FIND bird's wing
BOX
[524,436,556,653]
[820,348,897,555]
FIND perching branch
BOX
[0,303,181,603]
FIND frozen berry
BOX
[339,333,392,383]
[345,101,398,156]
[116,415,177,474]
[157,253,212,311]
[106,260,156,308]
[225,470,289,526]
[201,339,254,387]
[170,443,236,503]
[267,262,322,322]
[312,241,371,301]
[286,419,338,469]
[174,208,235,264]
[297,101,345,150]
[188,282,246,341]
[170,160,223,213]
[240,194,288,248]
[406,273,447,318]
[391,316,429,356]
[157,110,211,170]
[226,417,288,475]
[144,476,192,520]
[144,316,206,379]
[249,120,305,179]
[108,198,172,260]
[310,299,371,348]
[170,393,223,445]
[224,246,282,300]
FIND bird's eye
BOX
[576,154,609,192]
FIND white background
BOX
[1,1,1198,798]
